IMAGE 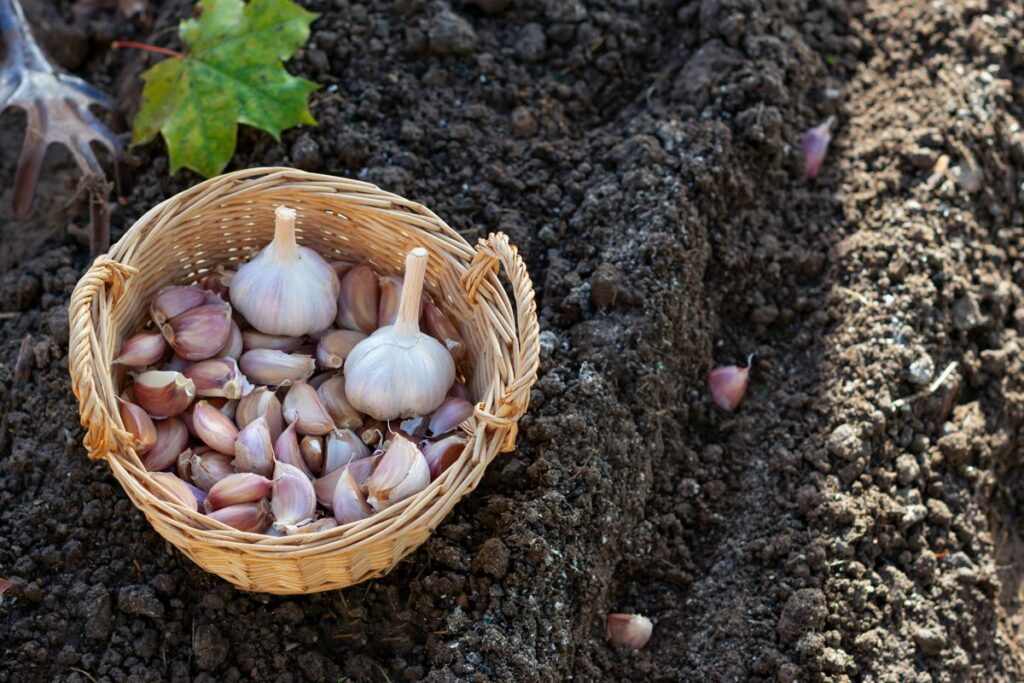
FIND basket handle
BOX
[461,232,540,452]
[68,257,139,460]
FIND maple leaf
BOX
[131,0,319,178]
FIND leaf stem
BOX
[111,41,183,58]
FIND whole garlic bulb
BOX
[344,248,456,420]
[230,206,340,336]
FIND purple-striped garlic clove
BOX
[315,329,367,370]
[317,375,363,430]
[204,472,273,512]
[422,434,467,480]
[605,614,653,650]
[300,435,324,476]
[162,302,233,361]
[377,276,403,328]
[117,398,157,453]
[193,400,239,454]
[142,417,189,471]
[365,435,430,510]
[448,380,470,401]
[427,397,474,437]
[239,349,315,386]
[274,423,313,477]
[271,461,317,528]
[801,116,835,181]
[114,332,168,367]
[217,321,244,360]
[183,358,247,399]
[233,415,274,477]
[188,451,235,491]
[315,453,378,507]
[324,428,371,475]
[241,330,304,353]
[150,285,206,326]
[150,472,203,511]
[236,387,283,441]
[421,299,467,362]
[133,370,195,418]
[332,465,372,524]
[282,380,334,435]
[336,263,379,334]
[207,500,271,533]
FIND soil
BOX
[3,0,1024,681]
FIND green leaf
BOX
[132,0,319,178]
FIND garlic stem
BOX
[272,206,299,263]
[395,248,428,338]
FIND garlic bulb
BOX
[230,206,340,336]
[344,248,456,420]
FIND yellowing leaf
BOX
[132,0,319,178]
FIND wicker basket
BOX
[68,167,540,594]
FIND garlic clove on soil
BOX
[317,375,363,430]
[801,116,835,180]
[605,613,653,650]
[707,353,754,412]
[239,349,315,386]
[183,358,248,399]
[118,398,157,453]
[345,248,456,420]
[315,329,367,370]
[230,206,340,336]
[233,415,275,477]
[365,434,430,510]
[133,370,195,418]
[142,417,189,472]
[151,285,206,326]
[336,263,380,334]
[193,400,240,454]
[161,302,233,361]
[207,500,272,532]
[282,380,334,435]
[204,472,273,512]
[114,332,168,367]
[271,461,317,528]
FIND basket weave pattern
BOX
[68,168,540,594]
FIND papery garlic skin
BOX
[345,249,456,420]
[605,613,653,650]
[230,206,340,337]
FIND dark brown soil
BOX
[4,0,1024,681]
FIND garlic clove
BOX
[271,461,317,527]
[365,435,430,510]
[282,380,334,435]
[421,298,467,362]
[133,370,196,418]
[331,259,357,280]
[377,276,403,328]
[236,386,284,441]
[336,263,380,334]
[345,249,456,420]
[142,417,189,471]
[427,397,474,437]
[315,329,367,370]
[356,419,387,449]
[605,613,653,650]
[114,332,168,367]
[241,330,304,353]
[207,499,271,532]
[183,358,247,399]
[233,414,275,477]
[151,471,203,511]
[239,349,315,386]
[163,353,189,373]
[315,452,377,506]
[188,451,235,491]
[314,466,344,507]
[230,206,341,336]
[348,454,378,490]
[161,302,233,361]
[802,116,835,181]
[708,354,754,412]
[317,375,363,430]
[422,434,467,480]
[300,435,325,476]
[193,400,239,454]
[274,422,313,477]
[204,472,273,511]
[151,285,206,326]
[332,465,372,524]
[324,428,371,474]
[308,372,333,389]
[216,321,244,360]
[448,380,471,401]
[117,398,158,453]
